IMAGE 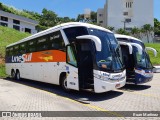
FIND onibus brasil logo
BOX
[11,53,32,63]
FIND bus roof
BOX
[7,22,112,48]
[114,34,142,43]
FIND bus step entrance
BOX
[82,83,94,90]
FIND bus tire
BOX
[15,70,20,80]
[11,70,16,79]
[61,75,70,92]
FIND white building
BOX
[0,10,38,34]
[97,0,154,42]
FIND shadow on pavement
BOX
[4,77,123,103]
[119,84,151,92]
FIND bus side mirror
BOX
[145,47,157,57]
[130,43,143,55]
[76,35,102,51]
[118,41,133,54]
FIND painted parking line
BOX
[116,89,160,99]
[2,79,124,117]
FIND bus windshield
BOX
[131,40,152,69]
[88,28,123,72]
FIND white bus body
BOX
[6,22,126,93]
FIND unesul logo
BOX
[11,53,32,63]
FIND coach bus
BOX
[5,22,126,93]
[115,34,157,84]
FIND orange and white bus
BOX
[5,22,126,93]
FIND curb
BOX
[153,66,160,73]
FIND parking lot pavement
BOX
[0,73,160,120]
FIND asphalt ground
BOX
[0,73,160,120]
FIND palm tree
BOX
[141,24,154,43]
[116,28,130,35]
[106,26,115,32]
[131,27,141,39]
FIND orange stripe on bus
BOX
[26,50,66,63]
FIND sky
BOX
[0,0,159,20]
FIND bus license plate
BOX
[115,84,120,88]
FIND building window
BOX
[128,2,130,8]
[1,16,8,21]
[13,19,20,25]
[123,12,128,16]
[99,21,103,23]
[99,14,103,17]
[126,27,132,31]
[125,18,131,22]
[25,28,31,33]
[0,22,8,27]
[13,25,20,31]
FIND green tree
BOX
[131,27,142,39]
[154,18,160,36]
[116,28,130,35]
[141,24,154,43]
[39,8,58,28]
[106,26,114,31]
[76,11,97,23]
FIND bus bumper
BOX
[134,74,153,84]
[134,69,153,84]
[94,77,126,93]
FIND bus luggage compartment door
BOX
[66,65,79,90]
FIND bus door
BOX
[76,40,94,89]
[118,42,134,71]
[66,44,79,90]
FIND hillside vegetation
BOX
[145,43,160,65]
[0,26,30,77]
[0,26,30,58]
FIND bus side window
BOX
[36,36,48,51]
[6,48,10,56]
[19,43,27,54]
[13,45,19,55]
[27,40,37,53]
[49,31,65,51]
[9,47,14,56]
[66,45,77,67]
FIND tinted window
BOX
[64,27,88,43]
[0,22,8,27]
[6,48,10,56]
[116,38,129,42]
[13,19,20,24]
[37,36,48,51]
[19,43,27,54]
[14,45,19,55]
[1,16,8,21]
[49,31,65,51]
[9,47,14,56]
[27,40,37,53]
[13,25,20,31]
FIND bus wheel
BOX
[15,71,20,80]
[61,76,70,92]
[11,70,16,79]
